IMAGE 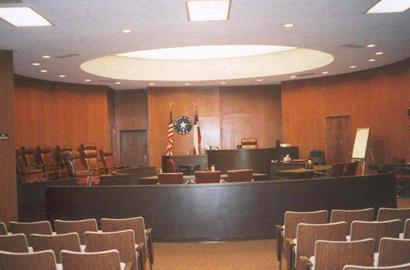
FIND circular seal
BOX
[174,116,193,135]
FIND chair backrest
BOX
[0,222,7,235]
[195,171,222,184]
[404,219,410,239]
[344,263,410,270]
[157,172,183,184]
[309,150,325,165]
[101,217,147,262]
[20,146,40,168]
[84,230,137,270]
[0,234,29,252]
[330,208,375,229]
[10,221,52,239]
[83,149,100,171]
[55,145,72,165]
[226,169,253,182]
[54,218,98,245]
[377,208,410,228]
[344,161,359,176]
[80,143,97,152]
[61,249,122,270]
[165,159,177,173]
[296,222,348,264]
[0,250,57,270]
[99,149,114,172]
[36,146,57,167]
[241,138,257,149]
[284,210,329,239]
[330,163,346,177]
[314,238,375,270]
[29,233,81,263]
[350,220,402,250]
[378,237,410,267]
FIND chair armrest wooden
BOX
[299,256,313,270]
[123,261,134,270]
[285,238,296,270]
[275,225,284,261]
[145,228,154,264]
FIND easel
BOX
[355,146,374,176]
[351,128,371,176]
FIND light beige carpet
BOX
[153,239,278,270]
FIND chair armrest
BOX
[123,261,134,270]
[275,225,284,261]
[285,238,296,270]
[135,242,145,252]
[299,256,313,270]
[145,228,154,264]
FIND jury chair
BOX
[404,219,410,239]
[20,146,41,170]
[300,238,375,270]
[101,217,153,269]
[226,169,253,182]
[377,208,410,229]
[0,234,30,252]
[16,148,46,183]
[55,145,72,178]
[10,221,53,240]
[62,151,99,185]
[344,263,410,270]
[99,149,127,174]
[330,208,375,233]
[344,161,359,176]
[377,237,410,267]
[61,249,129,270]
[0,222,7,235]
[350,220,402,250]
[36,146,60,180]
[157,172,184,184]
[83,149,104,175]
[29,232,81,263]
[241,138,258,149]
[275,210,328,269]
[84,230,139,270]
[294,222,348,270]
[54,218,98,245]
[195,170,222,184]
[0,250,58,270]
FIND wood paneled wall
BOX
[0,50,17,224]
[147,85,281,167]
[282,59,410,163]
[14,76,111,150]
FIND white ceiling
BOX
[0,0,409,90]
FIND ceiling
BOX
[0,0,409,90]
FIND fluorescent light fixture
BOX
[58,74,66,78]
[0,7,52,27]
[290,75,296,79]
[256,79,263,82]
[283,23,294,28]
[118,45,296,61]
[122,29,132,33]
[85,79,91,82]
[40,69,47,73]
[32,62,40,66]
[349,65,357,69]
[184,82,190,86]
[368,58,376,62]
[148,82,155,86]
[220,81,226,84]
[367,0,410,13]
[367,44,376,48]
[376,51,384,55]
[42,55,51,59]
[322,71,329,74]
[187,0,230,22]
[115,81,121,85]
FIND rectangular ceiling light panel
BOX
[0,7,52,27]
[187,0,230,22]
[367,0,410,13]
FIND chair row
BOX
[0,217,153,270]
[276,207,410,270]
[157,169,255,184]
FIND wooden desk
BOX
[139,173,268,184]
[277,165,332,179]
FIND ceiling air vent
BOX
[341,44,365,49]
[296,72,315,77]
[56,53,80,59]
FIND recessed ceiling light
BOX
[283,23,294,28]
[0,7,52,27]
[256,79,263,82]
[32,63,40,66]
[122,29,132,33]
[42,55,51,59]
[367,0,410,13]
[148,82,155,86]
[118,45,296,61]
[290,75,296,79]
[115,81,121,85]
[367,44,376,48]
[58,75,66,78]
[184,82,190,86]
[368,59,376,62]
[375,51,384,55]
[220,81,226,85]
[40,69,47,73]
[187,0,230,22]
[322,71,329,74]
[85,79,91,82]
[349,65,357,69]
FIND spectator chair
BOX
[10,221,52,241]
[377,208,410,229]
[0,233,30,252]
[0,222,8,235]
[330,208,375,234]
[376,237,410,267]
[61,249,131,270]
[0,250,57,270]
[54,218,98,245]
[404,219,410,239]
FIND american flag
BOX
[166,110,174,156]
[193,110,201,155]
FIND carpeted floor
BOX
[153,239,278,270]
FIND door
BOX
[120,130,147,167]
[325,115,352,164]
